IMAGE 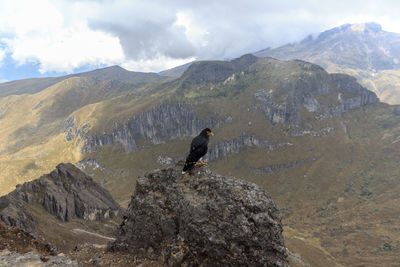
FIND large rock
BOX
[0,163,121,232]
[110,162,289,266]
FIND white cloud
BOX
[5,25,124,73]
[174,11,209,47]
[1,0,400,75]
[121,55,195,73]
[0,48,5,64]
[0,0,125,73]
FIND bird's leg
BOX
[195,160,208,166]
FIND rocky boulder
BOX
[0,163,121,232]
[110,162,288,266]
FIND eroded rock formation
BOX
[110,162,289,266]
[0,163,121,232]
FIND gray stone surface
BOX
[110,162,289,266]
[0,249,79,267]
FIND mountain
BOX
[255,22,400,104]
[1,54,400,265]
[158,61,194,78]
[0,163,121,251]
[0,65,166,98]
[0,66,167,198]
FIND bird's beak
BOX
[211,132,214,136]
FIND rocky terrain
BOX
[110,162,289,266]
[0,221,80,266]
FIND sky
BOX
[1,0,400,82]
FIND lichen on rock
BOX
[110,162,289,266]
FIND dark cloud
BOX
[91,20,196,60]
[86,0,400,62]
[88,1,196,61]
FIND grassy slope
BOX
[0,76,158,195]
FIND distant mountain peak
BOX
[255,21,400,71]
[317,22,383,40]
[102,65,126,71]
[349,22,382,33]
[254,21,400,104]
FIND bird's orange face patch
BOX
[207,131,213,136]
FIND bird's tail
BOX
[183,162,194,172]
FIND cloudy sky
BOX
[1,0,400,82]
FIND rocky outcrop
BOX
[62,103,225,153]
[290,127,334,137]
[0,163,121,233]
[76,158,105,171]
[206,135,292,162]
[250,157,319,174]
[110,162,289,266]
[254,68,379,126]
[156,135,292,166]
[206,135,273,162]
[181,54,258,84]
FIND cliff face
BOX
[205,135,292,162]
[254,67,379,126]
[63,103,225,153]
[0,163,121,232]
[110,162,289,266]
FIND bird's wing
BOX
[190,136,207,153]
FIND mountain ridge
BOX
[0,65,166,98]
[255,22,400,104]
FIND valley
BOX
[1,54,400,266]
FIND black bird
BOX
[182,128,213,174]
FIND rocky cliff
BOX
[63,103,226,153]
[110,162,289,266]
[0,163,121,232]
[254,63,379,126]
